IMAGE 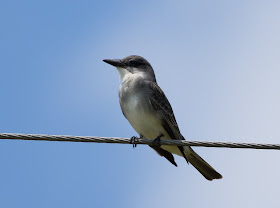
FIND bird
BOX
[103,55,222,180]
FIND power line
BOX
[0,133,279,150]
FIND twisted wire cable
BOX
[0,133,279,150]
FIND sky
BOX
[1,0,280,207]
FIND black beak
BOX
[103,59,125,67]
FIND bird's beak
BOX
[103,59,125,67]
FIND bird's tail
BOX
[184,146,222,181]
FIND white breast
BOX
[124,95,182,156]
[123,94,163,139]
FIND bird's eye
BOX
[129,60,138,66]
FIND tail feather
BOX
[185,146,222,181]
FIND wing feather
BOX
[148,82,184,141]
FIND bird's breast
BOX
[119,87,165,139]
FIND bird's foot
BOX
[153,134,164,147]
[130,136,139,148]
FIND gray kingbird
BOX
[103,55,222,180]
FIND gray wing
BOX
[148,82,188,161]
[148,82,184,140]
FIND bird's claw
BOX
[153,134,163,147]
[130,136,139,148]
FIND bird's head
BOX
[103,55,156,82]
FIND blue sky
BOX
[1,1,280,207]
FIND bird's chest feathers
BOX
[120,88,152,123]
[119,79,162,138]
[124,97,161,137]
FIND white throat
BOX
[116,67,130,83]
[116,67,152,84]
[117,67,145,84]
